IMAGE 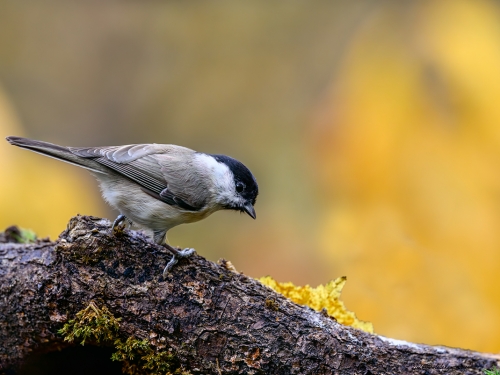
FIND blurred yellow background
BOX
[1,0,500,353]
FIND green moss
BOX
[112,337,191,375]
[59,302,191,375]
[485,368,500,375]
[16,228,37,243]
[58,301,120,345]
[5,226,37,243]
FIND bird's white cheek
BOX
[194,154,235,203]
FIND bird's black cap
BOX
[211,154,258,210]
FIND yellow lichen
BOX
[259,276,374,333]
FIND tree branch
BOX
[0,215,498,374]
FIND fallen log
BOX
[0,215,498,374]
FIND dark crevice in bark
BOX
[17,346,122,375]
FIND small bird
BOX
[6,136,258,275]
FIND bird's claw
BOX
[162,247,196,277]
[175,248,196,258]
[112,214,128,233]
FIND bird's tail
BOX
[6,136,107,174]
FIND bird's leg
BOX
[153,230,195,276]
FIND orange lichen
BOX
[259,276,373,333]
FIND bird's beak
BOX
[243,203,256,219]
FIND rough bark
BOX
[0,215,498,375]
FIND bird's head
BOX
[206,154,258,219]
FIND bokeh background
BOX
[1,0,500,353]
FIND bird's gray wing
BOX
[70,144,206,211]
[154,153,211,210]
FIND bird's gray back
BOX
[69,143,193,163]
[71,143,210,211]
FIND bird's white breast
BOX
[95,173,215,233]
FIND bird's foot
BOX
[112,214,129,233]
[163,245,196,276]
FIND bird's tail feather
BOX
[6,136,107,174]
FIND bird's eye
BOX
[236,182,245,193]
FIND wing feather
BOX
[69,144,206,211]
[95,157,167,194]
[69,143,184,163]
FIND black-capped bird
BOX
[6,136,258,275]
